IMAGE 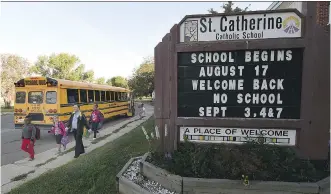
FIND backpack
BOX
[35,126,41,140]
[97,112,104,129]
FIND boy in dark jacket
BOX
[89,103,104,140]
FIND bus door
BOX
[27,90,46,124]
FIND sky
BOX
[0,1,272,80]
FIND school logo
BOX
[283,16,300,34]
[184,20,198,42]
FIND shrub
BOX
[149,141,328,182]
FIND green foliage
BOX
[150,142,328,182]
[1,54,31,107]
[108,76,128,88]
[30,53,94,82]
[208,1,250,14]
[128,57,154,97]
[95,77,105,85]
[106,78,112,86]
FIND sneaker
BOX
[93,138,96,140]
[28,158,34,161]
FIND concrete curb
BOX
[0,112,14,116]
[1,105,154,194]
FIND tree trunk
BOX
[4,99,12,108]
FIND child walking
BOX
[139,103,146,119]
[89,103,103,140]
[49,116,66,154]
[21,115,36,161]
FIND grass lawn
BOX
[1,106,14,113]
[9,117,155,194]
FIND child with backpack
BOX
[49,115,67,154]
[89,103,104,140]
[21,115,37,161]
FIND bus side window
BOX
[95,90,100,102]
[101,91,106,102]
[121,92,124,101]
[111,91,115,101]
[88,90,94,102]
[106,91,110,102]
[116,92,120,101]
[80,90,88,103]
[67,89,79,104]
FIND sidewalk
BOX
[1,105,154,194]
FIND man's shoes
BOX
[93,138,96,140]
[74,155,79,158]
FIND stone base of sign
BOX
[140,153,182,193]
[140,152,330,194]
[116,156,153,194]
[116,155,176,194]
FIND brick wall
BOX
[316,1,330,31]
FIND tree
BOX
[106,78,112,86]
[1,54,31,107]
[109,76,128,88]
[208,1,250,14]
[128,57,154,97]
[31,53,94,82]
[95,77,105,85]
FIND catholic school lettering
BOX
[177,48,303,119]
[180,12,302,42]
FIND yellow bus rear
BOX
[14,77,59,129]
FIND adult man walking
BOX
[66,104,90,158]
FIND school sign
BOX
[180,11,302,42]
[154,8,330,160]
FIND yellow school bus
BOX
[14,77,135,129]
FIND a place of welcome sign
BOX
[179,11,302,42]
[179,127,297,146]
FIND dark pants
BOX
[55,134,63,144]
[73,130,85,157]
[91,122,99,138]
